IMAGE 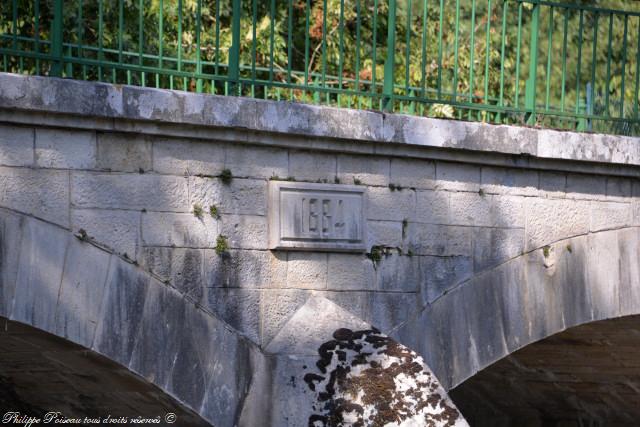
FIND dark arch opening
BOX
[0,317,211,426]
[449,315,640,427]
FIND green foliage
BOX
[209,204,220,219]
[215,234,229,255]
[219,168,233,185]
[193,203,204,219]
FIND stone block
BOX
[288,151,337,182]
[204,288,261,344]
[618,228,640,316]
[55,239,111,348]
[35,128,96,169]
[219,214,268,250]
[416,190,450,224]
[0,210,24,317]
[93,258,150,366]
[566,173,606,200]
[190,177,267,216]
[142,247,204,300]
[370,291,420,333]
[261,289,310,347]
[225,144,288,179]
[389,158,436,190]
[419,256,473,305]
[480,167,538,196]
[472,227,525,272]
[435,162,480,192]
[407,223,472,257]
[450,193,525,228]
[130,283,185,388]
[153,137,225,175]
[203,249,276,289]
[367,220,403,248]
[96,132,152,172]
[72,172,189,211]
[606,177,632,200]
[286,252,328,289]
[0,166,69,227]
[375,252,420,293]
[0,125,33,167]
[327,253,375,291]
[367,187,416,221]
[307,103,383,141]
[539,171,566,198]
[586,231,621,320]
[526,198,591,250]
[590,201,632,232]
[336,155,389,186]
[13,218,70,333]
[71,209,141,259]
[141,211,218,248]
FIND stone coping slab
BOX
[1,72,640,171]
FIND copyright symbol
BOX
[165,413,176,423]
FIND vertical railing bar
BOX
[321,0,328,99]
[604,12,614,117]
[560,7,568,112]
[251,0,258,96]
[287,0,293,98]
[515,3,523,107]
[196,0,202,92]
[420,0,429,98]
[497,0,506,120]
[138,0,144,86]
[436,0,444,99]
[178,0,183,89]
[634,17,640,119]
[304,0,310,86]
[229,0,241,95]
[469,0,477,109]
[214,0,220,77]
[405,0,412,104]
[355,0,361,104]
[544,7,553,111]
[269,0,275,83]
[50,0,64,77]
[383,0,398,111]
[483,0,492,108]
[12,0,18,53]
[338,0,346,105]
[98,0,104,81]
[35,0,41,74]
[620,14,628,119]
[586,12,596,117]
[575,9,584,116]
[118,0,124,67]
[157,0,163,88]
[453,0,460,102]
[372,0,379,103]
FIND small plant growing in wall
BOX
[215,234,229,255]
[353,178,362,185]
[193,203,204,219]
[209,204,220,219]
[542,245,551,258]
[219,169,233,185]
[402,218,409,239]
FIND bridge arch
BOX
[0,208,260,426]
[396,226,640,392]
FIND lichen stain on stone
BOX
[304,328,467,427]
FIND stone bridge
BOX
[1,72,639,426]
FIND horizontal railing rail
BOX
[1,0,639,136]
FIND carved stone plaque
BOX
[268,181,366,252]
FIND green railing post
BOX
[382,0,397,112]
[228,0,242,95]
[50,0,64,77]
[525,3,540,125]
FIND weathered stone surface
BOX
[12,218,69,333]
[153,137,225,175]
[203,249,279,289]
[337,154,389,186]
[0,124,33,167]
[72,172,189,211]
[419,255,473,305]
[327,253,375,291]
[389,158,436,190]
[286,252,328,289]
[480,167,539,196]
[289,150,337,182]
[93,258,150,366]
[190,177,267,216]
[35,128,96,169]
[526,198,590,250]
[97,132,152,172]
[226,144,288,179]
[450,193,525,228]
[142,211,218,248]
[0,210,23,317]
[219,214,267,250]
[566,173,606,200]
[55,239,111,348]
[367,220,403,248]
[590,201,632,232]
[367,187,416,221]
[0,166,69,227]
[407,223,472,256]
[472,227,525,272]
[71,209,141,259]
[204,288,261,343]
[416,189,450,224]
[142,247,204,300]
[436,162,480,192]
[260,288,310,346]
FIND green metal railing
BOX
[1,0,640,135]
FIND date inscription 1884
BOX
[268,182,366,252]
